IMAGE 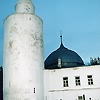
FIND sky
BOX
[0,0,100,66]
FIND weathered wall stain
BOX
[8,41,13,48]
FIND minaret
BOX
[3,0,44,100]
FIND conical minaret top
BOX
[16,0,35,14]
[18,0,32,3]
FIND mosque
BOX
[44,37,100,100]
[1,0,100,100]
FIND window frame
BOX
[78,96,83,100]
[63,77,69,87]
[75,76,81,86]
[87,75,93,85]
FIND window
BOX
[75,76,81,86]
[34,88,35,93]
[63,77,68,87]
[58,58,62,68]
[78,96,83,100]
[87,75,93,85]
[78,95,85,100]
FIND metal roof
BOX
[45,43,84,69]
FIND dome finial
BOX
[60,31,63,44]
[59,31,65,48]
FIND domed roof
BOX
[45,36,84,69]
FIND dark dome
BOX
[45,43,84,69]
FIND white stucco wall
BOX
[3,0,44,100]
[44,65,100,100]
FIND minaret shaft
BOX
[3,0,44,100]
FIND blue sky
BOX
[0,0,100,66]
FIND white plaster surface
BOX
[3,0,44,100]
[16,0,35,14]
[44,65,100,100]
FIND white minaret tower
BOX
[3,0,44,100]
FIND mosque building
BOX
[44,36,100,100]
[1,0,100,100]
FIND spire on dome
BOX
[60,31,65,48]
[16,0,35,14]
[60,35,63,44]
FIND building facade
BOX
[1,0,100,100]
[44,38,100,100]
[44,65,100,100]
